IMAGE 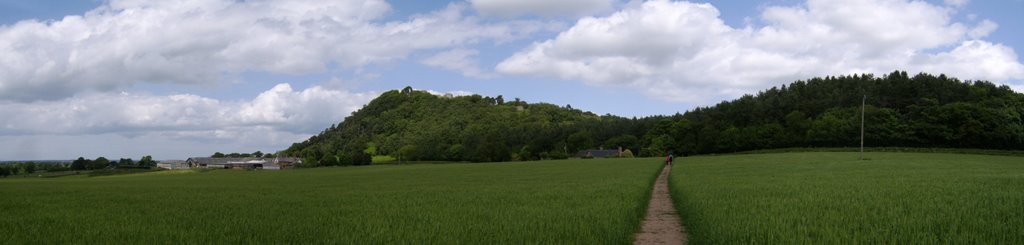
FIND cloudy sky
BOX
[1,0,1022,160]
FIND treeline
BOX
[209,151,275,158]
[0,156,157,177]
[282,71,1024,165]
[68,156,156,171]
[663,71,1024,155]
[0,162,66,177]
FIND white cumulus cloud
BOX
[496,0,1024,104]
[0,83,377,137]
[0,0,546,101]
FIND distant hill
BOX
[282,71,1024,165]
[281,86,655,166]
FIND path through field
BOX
[634,165,687,245]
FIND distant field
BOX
[0,158,662,244]
[670,152,1024,244]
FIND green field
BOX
[670,152,1024,244]
[5,152,1024,244]
[0,158,662,244]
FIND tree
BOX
[71,157,89,171]
[253,151,264,158]
[24,162,36,174]
[90,157,110,170]
[301,156,318,168]
[447,144,465,161]
[644,135,675,157]
[138,156,155,167]
[472,140,510,162]
[211,152,225,158]
[516,145,537,161]
[566,130,594,152]
[398,145,417,162]
[783,110,810,145]
[318,155,338,167]
[604,135,639,153]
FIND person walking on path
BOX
[666,154,674,165]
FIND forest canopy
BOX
[281,71,1024,165]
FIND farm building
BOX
[186,157,302,170]
[156,160,188,170]
[188,157,302,170]
[575,148,623,158]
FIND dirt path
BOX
[633,165,687,245]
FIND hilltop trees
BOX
[283,72,1024,166]
[282,88,651,165]
[658,71,1024,155]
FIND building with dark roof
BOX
[575,148,622,158]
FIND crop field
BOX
[0,158,662,244]
[670,152,1024,244]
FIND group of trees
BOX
[282,71,1024,166]
[209,151,275,158]
[0,162,58,177]
[657,71,1024,155]
[69,155,156,171]
[1,156,156,177]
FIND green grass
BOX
[670,152,1024,244]
[735,147,1024,157]
[0,158,662,244]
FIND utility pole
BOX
[860,94,866,160]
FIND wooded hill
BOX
[281,71,1024,166]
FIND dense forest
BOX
[281,71,1024,166]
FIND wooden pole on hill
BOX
[860,94,866,160]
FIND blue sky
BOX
[1,0,1022,160]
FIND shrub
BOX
[621,149,635,158]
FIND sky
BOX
[1,0,1022,160]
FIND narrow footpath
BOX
[633,165,687,245]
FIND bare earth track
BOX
[633,165,687,245]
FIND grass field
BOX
[0,158,662,244]
[670,152,1024,244]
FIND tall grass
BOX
[670,152,1024,244]
[0,158,661,244]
